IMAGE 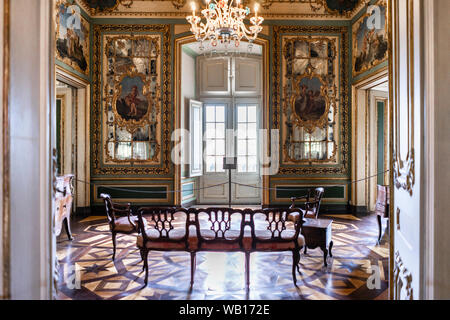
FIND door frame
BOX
[174,35,270,206]
[56,66,91,210]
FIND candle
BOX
[254,3,258,17]
[191,2,196,15]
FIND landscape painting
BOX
[56,1,89,75]
[352,0,388,76]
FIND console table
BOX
[301,218,333,267]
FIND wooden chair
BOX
[100,193,146,260]
[375,185,390,243]
[289,187,325,223]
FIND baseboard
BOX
[75,207,92,218]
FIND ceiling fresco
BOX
[77,0,366,19]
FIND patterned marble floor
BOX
[56,212,389,300]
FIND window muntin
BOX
[236,104,257,173]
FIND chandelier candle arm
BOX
[186,0,264,49]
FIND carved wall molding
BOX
[273,25,349,175]
[92,24,172,176]
[393,251,413,300]
[77,0,367,19]
[391,0,415,196]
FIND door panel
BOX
[198,57,231,96]
[391,0,423,300]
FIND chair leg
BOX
[63,217,73,241]
[245,252,250,289]
[143,249,150,285]
[377,215,382,244]
[139,248,144,262]
[112,232,117,260]
[296,249,302,274]
[190,252,196,288]
[292,249,300,286]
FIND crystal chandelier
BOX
[186,0,264,50]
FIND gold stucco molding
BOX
[393,250,413,300]
[92,24,172,176]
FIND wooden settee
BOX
[135,207,305,290]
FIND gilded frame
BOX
[111,71,157,132]
[273,25,349,176]
[55,0,90,76]
[352,0,388,77]
[92,24,171,176]
[285,73,333,133]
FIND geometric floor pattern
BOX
[56,212,389,300]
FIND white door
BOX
[391,0,423,299]
[199,101,261,204]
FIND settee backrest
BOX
[136,207,304,247]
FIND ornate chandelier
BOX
[186,0,264,50]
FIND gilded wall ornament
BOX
[55,0,90,76]
[352,0,388,77]
[272,25,349,175]
[92,24,172,175]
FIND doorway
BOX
[174,38,269,207]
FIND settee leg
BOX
[292,249,300,286]
[245,252,250,289]
[143,249,149,285]
[190,252,196,288]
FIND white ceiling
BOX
[371,82,389,92]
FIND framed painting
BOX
[55,1,90,76]
[352,0,388,77]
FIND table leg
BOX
[329,241,333,258]
[322,246,328,267]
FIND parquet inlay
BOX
[56,213,389,300]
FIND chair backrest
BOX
[309,187,324,216]
[251,208,303,242]
[100,193,115,224]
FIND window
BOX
[236,104,257,173]
[204,104,226,172]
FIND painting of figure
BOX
[56,1,89,75]
[115,76,150,121]
[294,77,327,122]
[353,1,388,76]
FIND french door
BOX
[199,99,261,204]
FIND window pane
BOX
[247,156,257,172]
[237,105,247,123]
[206,106,215,122]
[237,140,246,155]
[205,123,215,138]
[247,106,256,122]
[215,156,225,172]
[215,123,225,139]
[206,140,215,155]
[206,156,215,172]
[247,123,257,139]
[248,140,257,155]
[215,105,225,122]
[133,142,149,160]
[116,142,132,160]
[216,139,225,156]
[237,123,246,139]
[237,156,247,172]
